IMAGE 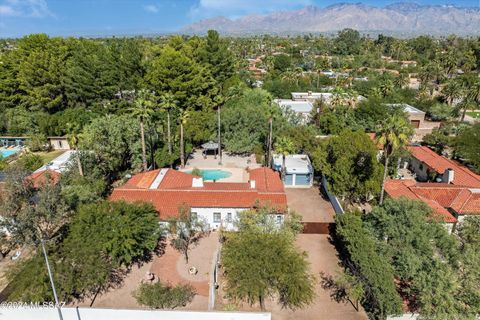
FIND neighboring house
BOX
[385,179,480,232]
[0,136,71,150]
[407,146,480,187]
[274,99,313,123]
[291,91,366,106]
[29,170,61,189]
[110,168,287,231]
[272,154,314,188]
[386,104,440,141]
[386,145,480,232]
[48,136,70,150]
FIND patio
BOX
[186,149,261,170]
[76,233,220,311]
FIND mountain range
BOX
[181,3,480,36]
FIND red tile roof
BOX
[384,180,457,223]
[408,146,480,187]
[111,168,287,220]
[29,170,61,189]
[385,179,480,222]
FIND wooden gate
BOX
[302,222,334,234]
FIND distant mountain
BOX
[181,3,480,36]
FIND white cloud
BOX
[143,4,159,13]
[190,0,313,19]
[0,0,53,18]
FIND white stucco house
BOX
[110,168,287,231]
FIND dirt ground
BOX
[285,187,335,223]
[217,234,368,320]
[74,233,219,311]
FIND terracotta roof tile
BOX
[29,170,61,189]
[408,146,480,187]
[385,179,457,223]
[110,168,287,220]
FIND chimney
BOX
[443,168,454,184]
[250,180,256,189]
[192,177,204,188]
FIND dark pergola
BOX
[201,141,219,159]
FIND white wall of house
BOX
[409,158,429,181]
[191,207,284,231]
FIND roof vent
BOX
[192,177,204,188]
[250,180,256,189]
[149,169,168,189]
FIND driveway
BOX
[286,187,335,223]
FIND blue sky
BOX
[1,0,479,37]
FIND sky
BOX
[1,0,479,38]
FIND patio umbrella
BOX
[201,141,219,150]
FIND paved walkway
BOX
[186,150,261,170]
[286,187,335,223]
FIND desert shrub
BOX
[135,281,196,309]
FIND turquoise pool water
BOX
[188,169,232,181]
[0,149,19,158]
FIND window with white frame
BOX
[227,212,232,222]
[276,215,283,224]
[213,212,221,223]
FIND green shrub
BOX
[17,153,43,171]
[190,167,202,177]
[26,134,49,152]
[135,282,195,309]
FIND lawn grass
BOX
[466,111,480,119]
[34,150,65,165]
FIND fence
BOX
[321,175,344,214]
[0,307,271,320]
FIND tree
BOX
[169,204,207,264]
[273,54,292,72]
[363,198,462,317]
[221,209,314,311]
[334,29,361,55]
[66,122,84,177]
[335,213,402,319]
[274,136,295,176]
[80,115,142,180]
[131,89,155,171]
[455,123,480,172]
[311,131,383,202]
[376,114,413,205]
[179,109,189,168]
[159,92,177,157]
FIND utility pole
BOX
[41,240,63,320]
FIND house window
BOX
[58,140,62,148]
[419,163,424,171]
[213,212,221,223]
[276,215,282,224]
[191,212,197,221]
[227,212,232,222]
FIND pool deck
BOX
[180,167,248,183]
[183,150,261,183]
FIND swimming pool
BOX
[0,149,19,158]
[188,169,232,181]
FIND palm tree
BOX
[66,125,83,177]
[459,76,480,122]
[274,136,295,178]
[159,93,177,156]
[442,79,463,106]
[376,115,413,205]
[179,110,189,168]
[266,103,280,167]
[131,89,154,172]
